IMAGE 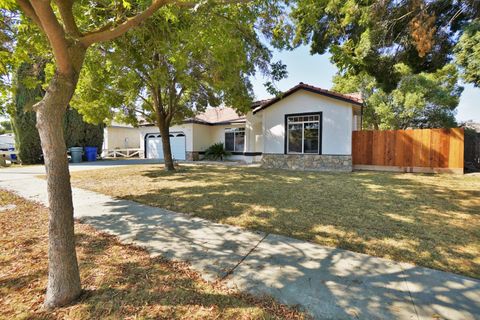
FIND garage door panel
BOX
[171,136,186,160]
[146,132,185,160]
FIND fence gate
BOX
[352,128,464,174]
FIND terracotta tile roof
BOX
[252,83,363,114]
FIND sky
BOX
[250,45,480,123]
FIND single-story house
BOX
[104,83,363,171]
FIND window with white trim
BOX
[286,114,320,154]
[225,128,245,152]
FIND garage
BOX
[145,132,186,160]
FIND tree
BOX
[74,7,279,171]
[333,64,462,129]
[10,60,44,163]
[291,0,479,92]
[455,19,480,87]
[1,0,287,308]
[9,61,104,164]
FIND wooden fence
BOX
[352,128,464,173]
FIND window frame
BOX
[224,127,245,152]
[284,112,322,155]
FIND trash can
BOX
[70,147,83,163]
[84,146,98,162]
[8,148,16,161]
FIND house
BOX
[105,83,363,171]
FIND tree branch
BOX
[30,1,73,75]
[79,0,169,46]
[17,0,42,28]
[79,0,253,46]
[55,0,82,37]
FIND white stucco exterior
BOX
[256,90,357,155]
[103,87,361,164]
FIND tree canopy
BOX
[73,5,282,125]
[291,0,479,92]
[333,63,462,129]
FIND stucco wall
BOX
[260,90,354,155]
[104,126,141,149]
[192,123,213,151]
[245,112,262,153]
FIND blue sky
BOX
[250,45,480,122]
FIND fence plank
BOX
[352,128,464,170]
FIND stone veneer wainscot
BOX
[261,154,352,172]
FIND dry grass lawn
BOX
[0,189,306,320]
[70,164,480,279]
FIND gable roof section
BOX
[252,83,363,114]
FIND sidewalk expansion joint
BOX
[400,264,420,320]
[220,233,269,281]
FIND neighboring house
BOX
[104,83,363,171]
[103,121,141,151]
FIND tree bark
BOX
[35,48,85,308]
[157,119,175,171]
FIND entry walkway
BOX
[1,162,479,319]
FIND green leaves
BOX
[292,0,479,91]
[333,64,462,129]
[455,19,480,87]
[74,3,286,126]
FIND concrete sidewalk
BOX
[1,163,479,319]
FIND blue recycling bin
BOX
[8,148,16,161]
[84,146,97,162]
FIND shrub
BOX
[10,62,104,164]
[204,143,230,161]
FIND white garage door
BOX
[146,132,186,160]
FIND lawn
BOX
[0,189,305,319]
[70,164,480,279]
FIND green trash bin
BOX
[70,147,83,163]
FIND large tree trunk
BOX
[157,119,175,171]
[35,49,85,308]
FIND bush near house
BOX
[204,143,231,161]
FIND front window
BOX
[287,114,320,154]
[225,128,245,152]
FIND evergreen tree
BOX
[10,61,104,164]
[10,61,44,164]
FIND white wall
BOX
[260,90,354,155]
[245,112,263,153]
[192,123,213,151]
[104,126,141,149]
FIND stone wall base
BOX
[261,154,352,172]
[186,151,200,161]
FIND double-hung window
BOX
[286,114,321,154]
[225,128,245,152]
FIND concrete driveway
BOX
[1,161,479,319]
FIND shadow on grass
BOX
[127,165,479,278]
[76,196,480,320]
